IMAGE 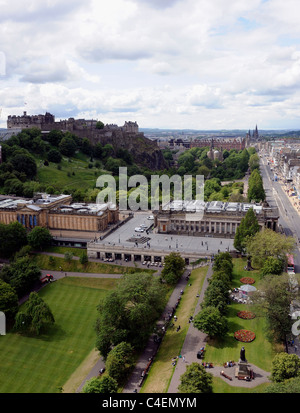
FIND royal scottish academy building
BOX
[153,200,279,238]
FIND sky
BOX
[1,0,300,130]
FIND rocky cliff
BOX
[90,129,167,171]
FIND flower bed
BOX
[234,329,256,342]
[239,277,255,284]
[237,311,256,320]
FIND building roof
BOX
[161,200,263,214]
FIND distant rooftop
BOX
[161,200,263,214]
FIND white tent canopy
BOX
[240,284,257,292]
[240,284,257,296]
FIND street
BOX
[260,157,300,272]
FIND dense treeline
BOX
[0,127,163,200]
[0,127,256,206]
[193,252,233,338]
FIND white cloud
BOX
[1,0,300,129]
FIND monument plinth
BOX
[235,347,252,380]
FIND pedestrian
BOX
[182,356,185,362]
[174,315,177,321]
[295,345,298,352]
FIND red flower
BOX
[237,311,256,320]
[240,277,255,284]
[234,329,256,342]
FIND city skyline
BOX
[1,0,300,130]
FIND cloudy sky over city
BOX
[1,0,300,130]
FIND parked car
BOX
[147,216,154,220]
[135,227,144,232]
[40,274,53,284]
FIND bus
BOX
[286,254,295,274]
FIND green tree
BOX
[59,135,77,157]
[79,251,88,266]
[96,121,104,129]
[27,227,53,250]
[14,292,55,335]
[95,273,167,357]
[249,153,260,171]
[105,342,134,383]
[193,306,228,338]
[47,149,62,163]
[0,256,41,298]
[81,138,93,156]
[0,279,19,319]
[0,221,28,258]
[213,252,233,276]
[245,228,295,268]
[271,353,300,383]
[161,252,186,284]
[247,169,265,202]
[261,257,284,276]
[82,376,118,393]
[265,376,300,393]
[10,152,37,179]
[204,178,221,201]
[252,275,294,342]
[64,252,74,263]
[46,130,64,147]
[102,144,114,158]
[234,208,260,254]
[202,279,229,315]
[94,143,103,159]
[178,362,213,393]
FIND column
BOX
[209,221,212,233]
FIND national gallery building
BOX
[0,194,119,243]
[153,200,279,238]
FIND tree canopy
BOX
[245,228,295,268]
[178,362,213,393]
[252,274,294,342]
[82,376,118,393]
[193,306,228,338]
[234,207,260,254]
[14,291,55,335]
[0,221,28,258]
[271,353,300,383]
[0,256,41,298]
[27,227,53,250]
[0,280,19,319]
[161,252,186,284]
[247,169,265,202]
[95,273,167,358]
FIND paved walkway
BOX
[167,263,271,392]
[122,268,194,393]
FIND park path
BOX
[122,268,193,393]
[167,263,271,392]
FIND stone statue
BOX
[240,346,246,362]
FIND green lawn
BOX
[31,253,154,275]
[141,258,281,394]
[204,258,280,375]
[0,277,118,393]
